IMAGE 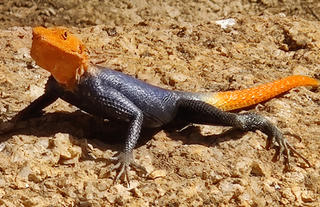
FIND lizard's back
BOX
[73,66,180,127]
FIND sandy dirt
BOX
[0,0,320,206]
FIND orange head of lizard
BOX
[30,26,88,88]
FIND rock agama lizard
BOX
[9,27,320,183]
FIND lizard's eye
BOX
[62,31,68,40]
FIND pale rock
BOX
[301,190,314,202]
[18,164,32,180]
[156,187,166,197]
[28,170,44,183]
[61,145,82,165]
[250,161,269,177]
[22,196,43,207]
[286,171,305,183]
[15,47,31,60]
[135,152,154,173]
[112,184,131,200]
[84,181,96,200]
[96,180,109,191]
[187,144,208,159]
[53,133,82,164]
[149,169,167,179]
[179,184,198,198]
[1,199,19,207]
[281,188,295,202]
[215,18,236,29]
[96,190,109,199]
[165,5,181,18]
[291,186,302,203]
[128,180,140,190]
[36,138,49,149]
[28,84,44,100]
[53,133,72,159]
[263,179,278,193]
[292,65,311,76]
[238,192,252,206]
[131,187,143,198]
[0,178,5,187]
[169,72,188,83]
[209,171,223,184]
[0,143,5,152]
[0,188,5,197]
[219,179,244,198]
[234,160,250,176]
[105,191,116,204]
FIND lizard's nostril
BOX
[62,31,68,40]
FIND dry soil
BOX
[0,0,319,206]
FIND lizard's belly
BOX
[61,92,177,128]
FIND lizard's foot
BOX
[108,152,147,186]
[236,112,311,169]
[265,128,311,169]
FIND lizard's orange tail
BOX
[202,75,319,111]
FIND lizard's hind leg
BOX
[177,99,311,168]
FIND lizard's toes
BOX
[107,152,147,186]
[267,132,310,169]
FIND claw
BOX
[265,136,272,150]
[107,152,147,187]
[283,129,302,142]
[176,123,194,132]
[286,143,311,167]
[266,129,311,169]
[271,146,280,162]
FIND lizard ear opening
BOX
[30,26,88,88]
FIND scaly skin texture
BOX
[202,75,319,111]
[6,27,319,185]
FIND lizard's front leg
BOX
[75,83,147,185]
[108,109,147,185]
[0,76,60,133]
[16,76,61,121]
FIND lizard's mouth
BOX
[30,26,88,89]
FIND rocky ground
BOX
[0,0,319,206]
